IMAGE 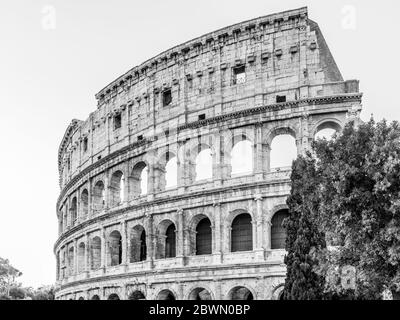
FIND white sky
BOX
[0,0,399,288]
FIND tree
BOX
[0,257,22,297]
[283,155,327,299]
[285,119,400,299]
[313,119,400,298]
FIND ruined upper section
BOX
[58,6,360,189]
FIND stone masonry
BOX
[54,7,362,300]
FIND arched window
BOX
[131,162,148,197]
[109,231,122,266]
[271,209,289,249]
[70,197,77,225]
[314,121,341,141]
[63,211,68,231]
[165,156,177,189]
[195,148,213,181]
[270,134,297,169]
[110,171,124,206]
[188,288,212,300]
[91,295,100,300]
[91,237,101,269]
[157,290,176,300]
[93,181,105,211]
[231,140,253,175]
[108,294,120,300]
[315,128,336,140]
[130,226,147,263]
[68,247,75,276]
[228,287,254,300]
[81,189,89,217]
[129,291,146,300]
[231,214,253,252]
[196,218,212,255]
[77,242,85,273]
[165,224,176,258]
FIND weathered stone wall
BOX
[55,7,362,300]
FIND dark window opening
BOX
[114,114,122,130]
[196,218,212,255]
[276,95,286,103]
[233,66,246,84]
[198,114,206,121]
[271,209,289,249]
[137,135,143,141]
[140,230,147,261]
[83,138,88,152]
[165,224,176,258]
[98,156,102,161]
[163,89,172,107]
[231,214,253,252]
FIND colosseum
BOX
[54,7,362,300]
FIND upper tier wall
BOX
[57,6,359,189]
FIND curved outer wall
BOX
[55,7,362,300]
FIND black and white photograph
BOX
[0,0,399,315]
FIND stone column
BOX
[88,178,93,219]
[73,239,78,276]
[85,233,90,277]
[177,209,185,266]
[124,162,130,204]
[100,227,107,272]
[255,195,265,260]
[145,213,154,269]
[213,133,223,187]
[121,221,128,268]
[213,202,222,263]
[299,113,310,155]
[104,172,109,209]
[254,124,265,180]
[265,221,272,250]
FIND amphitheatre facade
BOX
[54,7,362,300]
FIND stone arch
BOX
[227,286,255,300]
[78,296,85,300]
[156,220,176,259]
[187,287,213,300]
[187,213,213,256]
[128,290,146,300]
[267,126,297,169]
[80,189,89,218]
[194,145,213,182]
[157,289,176,300]
[107,293,120,300]
[230,212,253,252]
[91,294,100,300]
[271,209,289,250]
[108,230,122,266]
[313,119,342,140]
[70,197,77,225]
[109,170,125,206]
[231,139,254,176]
[77,242,85,273]
[129,224,147,263]
[68,246,75,276]
[93,180,105,211]
[158,151,177,190]
[130,161,149,198]
[271,284,285,300]
[90,236,101,269]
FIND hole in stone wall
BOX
[270,134,297,169]
[231,140,253,176]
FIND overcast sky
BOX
[0,0,399,288]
